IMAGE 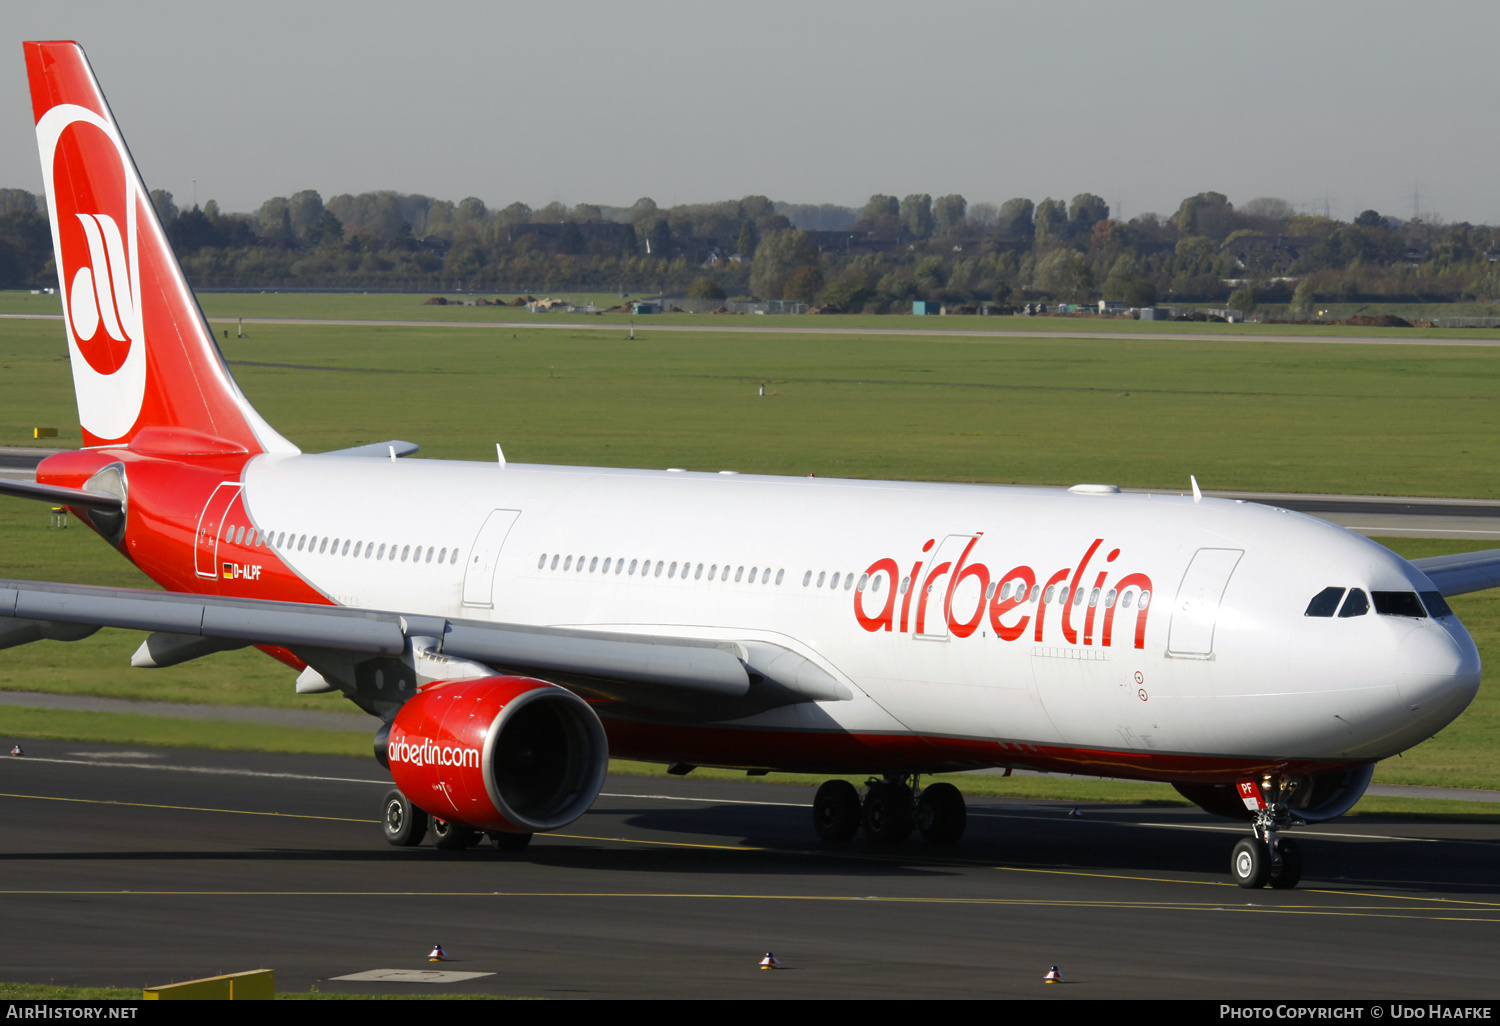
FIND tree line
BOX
[2,184,1498,310]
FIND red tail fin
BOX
[25,40,297,455]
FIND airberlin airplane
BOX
[6,40,1497,888]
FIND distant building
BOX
[912,301,937,315]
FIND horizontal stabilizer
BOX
[0,478,123,510]
[1411,548,1500,597]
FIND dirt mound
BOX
[422,296,447,306]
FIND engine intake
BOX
[386,676,608,833]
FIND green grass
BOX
[0,706,368,756]
[10,315,1500,495]
[0,982,143,999]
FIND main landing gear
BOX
[812,775,967,845]
[1229,780,1303,890]
[380,788,532,853]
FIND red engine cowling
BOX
[387,676,608,834]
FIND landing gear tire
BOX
[1268,838,1303,890]
[381,788,428,847]
[1231,837,1271,888]
[862,781,914,843]
[432,818,481,851]
[813,780,862,842]
[491,831,534,852]
[916,782,967,845]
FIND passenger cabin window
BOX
[1305,587,1344,617]
[1338,589,1370,617]
[1373,591,1426,618]
[1420,591,1452,618]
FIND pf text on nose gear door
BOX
[1167,547,1244,658]
[462,509,522,608]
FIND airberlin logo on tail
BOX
[35,102,148,442]
[855,535,1155,649]
[388,737,480,770]
[67,212,136,346]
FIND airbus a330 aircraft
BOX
[6,41,1497,889]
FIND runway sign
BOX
[143,968,273,1000]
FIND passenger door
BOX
[912,534,978,640]
[462,509,522,608]
[1167,547,1244,658]
[194,483,242,579]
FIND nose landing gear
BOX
[1230,777,1304,889]
[811,775,968,845]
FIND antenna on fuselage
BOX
[1190,475,1202,503]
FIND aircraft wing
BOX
[0,479,122,511]
[0,579,849,715]
[1410,549,1500,598]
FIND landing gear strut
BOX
[811,775,967,845]
[1230,777,1303,889]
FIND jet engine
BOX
[1173,763,1375,823]
[384,676,608,834]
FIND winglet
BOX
[1190,475,1202,503]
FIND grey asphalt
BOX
[0,739,1496,999]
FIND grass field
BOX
[9,289,1500,339]
[1,292,1499,807]
[8,312,1500,496]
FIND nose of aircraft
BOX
[1395,620,1480,729]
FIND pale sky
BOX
[4,0,1498,224]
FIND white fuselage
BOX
[237,455,1481,769]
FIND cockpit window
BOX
[1420,591,1453,618]
[1305,587,1345,617]
[1373,591,1427,618]
[1338,589,1369,617]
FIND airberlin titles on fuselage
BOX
[856,535,1154,649]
